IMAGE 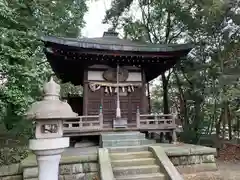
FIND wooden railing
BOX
[136,109,178,143]
[136,109,176,130]
[63,111,103,132]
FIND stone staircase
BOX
[99,131,220,180]
[100,131,156,148]
[100,131,167,180]
[110,149,166,180]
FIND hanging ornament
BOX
[114,87,117,93]
[89,83,101,92]
[96,85,100,90]
[104,87,108,94]
[128,86,131,92]
[131,85,134,92]
[109,86,112,93]
[122,87,125,92]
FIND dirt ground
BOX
[216,159,240,180]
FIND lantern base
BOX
[29,137,69,180]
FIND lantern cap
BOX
[27,77,77,120]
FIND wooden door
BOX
[102,94,116,127]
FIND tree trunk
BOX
[227,103,232,140]
[174,71,187,126]
[216,108,224,157]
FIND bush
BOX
[0,123,32,166]
[0,146,29,166]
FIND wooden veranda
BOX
[63,109,177,137]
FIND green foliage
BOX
[105,0,240,143]
[0,0,87,165]
[0,0,87,130]
[60,82,83,97]
[0,147,29,165]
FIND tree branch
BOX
[168,29,183,43]
[139,0,154,43]
[165,10,171,43]
[179,65,193,87]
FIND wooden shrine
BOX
[41,30,193,137]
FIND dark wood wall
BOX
[82,65,149,125]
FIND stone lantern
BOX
[27,77,77,180]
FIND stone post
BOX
[171,107,178,144]
[26,77,77,180]
[136,106,140,129]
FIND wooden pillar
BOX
[147,83,151,113]
[99,105,103,129]
[83,70,88,116]
[141,70,147,114]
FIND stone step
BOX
[102,139,155,147]
[101,132,146,140]
[113,165,161,176]
[112,158,157,167]
[102,131,141,135]
[110,151,153,160]
[116,173,166,180]
[108,145,150,153]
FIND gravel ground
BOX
[216,159,240,180]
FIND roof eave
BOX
[41,35,194,53]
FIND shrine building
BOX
[41,30,193,137]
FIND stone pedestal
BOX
[113,118,127,128]
[29,137,69,180]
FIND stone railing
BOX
[98,148,115,180]
[149,146,184,180]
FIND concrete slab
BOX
[63,146,98,156]
[61,143,216,157]
[22,143,216,167]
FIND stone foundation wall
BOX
[23,162,99,180]
[0,163,22,180]
[169,154,217,173]
[0,155,99,180]
[0,146,220,180]
[169,154,221,179]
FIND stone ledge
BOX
[176,163,218,174]
[21,154,98,168]
[170,155,215,166]
[182,171,223,180]
[159,143,217,156]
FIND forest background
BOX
[0,0,239,165]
